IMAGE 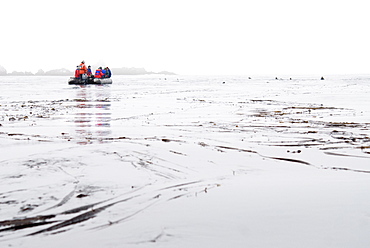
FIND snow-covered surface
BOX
[1,75,370,247]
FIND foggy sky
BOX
[1,0,369,75]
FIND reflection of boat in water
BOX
[71,86,112,145]
[68,77,113,85]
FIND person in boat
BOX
[87,65,92,77]
[105,67,112,78]
[75,66,80,79]
[95,67,104,78]
[79,61,87,80]
[101,67,107,78]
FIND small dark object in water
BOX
[287,149,302,153]
[20,204,38,213]
[76,194,89,198]
[321,77,325,80]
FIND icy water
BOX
[1,75,370,247]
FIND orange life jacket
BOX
[79,63,87,74]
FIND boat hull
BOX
[68,77,112,85]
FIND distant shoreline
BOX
[0,67,176,76]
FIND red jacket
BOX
[75,69,80,78]
[95,69,103,78]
